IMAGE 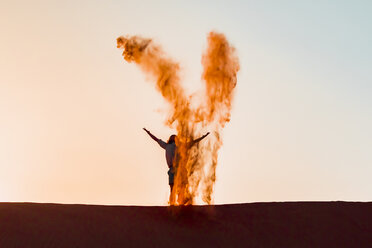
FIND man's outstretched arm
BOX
[190,132,210,146]
[143,128,159,142]
[143,128,167,148]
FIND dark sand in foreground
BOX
[0,202,371,247]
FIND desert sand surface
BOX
[0,202,371,247]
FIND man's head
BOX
[167,134,177,144]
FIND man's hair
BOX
[167,135,177,144]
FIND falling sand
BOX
[117,32,239,205]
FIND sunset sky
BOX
[0,0,371,205]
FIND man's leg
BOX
[169,184,174,204]
[168,168,175,204]
[170,184,174,193]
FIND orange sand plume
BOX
[117,32,239,205]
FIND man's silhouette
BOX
[143,128,209,194]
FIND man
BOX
[143,128,209,194]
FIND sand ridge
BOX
[0,202,371,247]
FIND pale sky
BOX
[0,0,371,205]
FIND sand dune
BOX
[0,202,371,247]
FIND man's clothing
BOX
[157,139,176,168]
[157,139,176,185]
[167,167,175,185]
